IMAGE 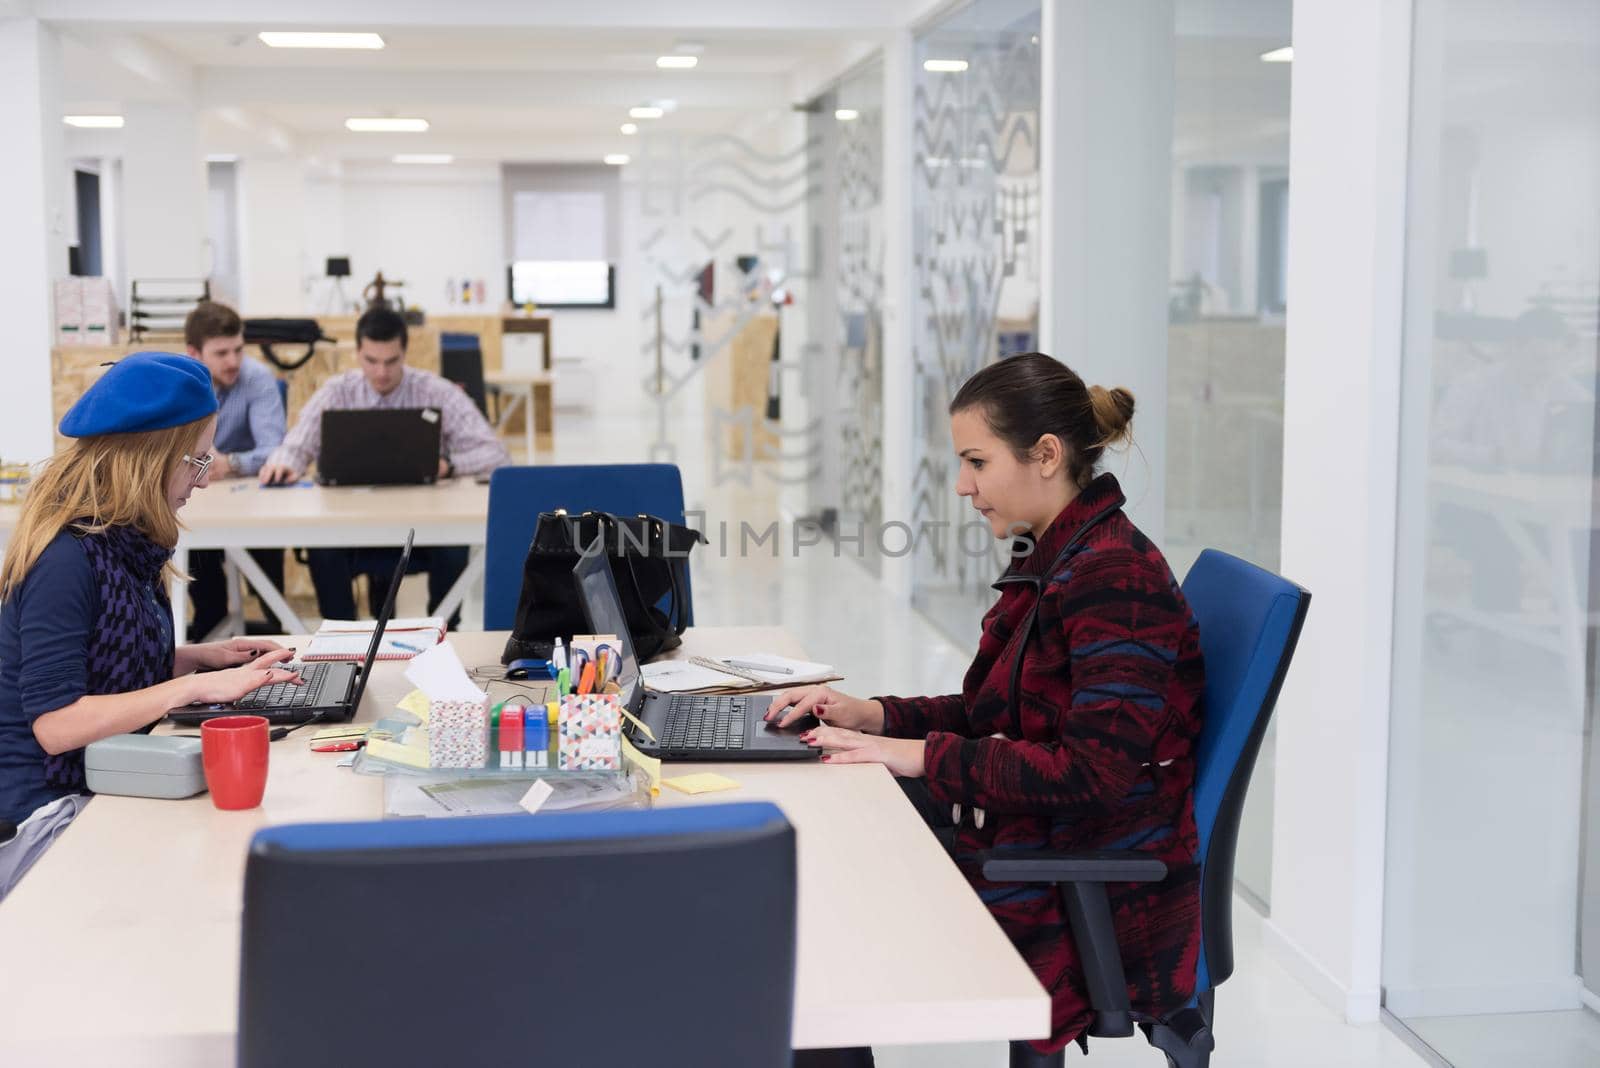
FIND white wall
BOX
[121,103,206,286]
[302,169,505,318]
[0,17,65,463]
[1040,0,1175,544]
[236,157,309,315]
[1268,0,1413,1024]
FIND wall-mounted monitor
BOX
[507,260,615,309]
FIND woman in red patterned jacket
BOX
[772,352,1205,1061]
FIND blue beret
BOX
[59,352,219,438]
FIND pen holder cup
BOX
[558,694,623,772]
[427,696,490,769]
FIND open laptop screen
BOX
[346,529,414,711]
[572,551,642,713]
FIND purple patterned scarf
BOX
[42,524,175,792]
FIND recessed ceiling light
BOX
[1260,46,1293,62]
[620,122,639,135]
[656,55,698,69]
[345,117,429,132]
[835,108,860,121]
[629,106,664,120]
[923,59,969,73]
[259,32,384,50]
[393,153,454,164]
[63,115,124,128]
[604,154,630,166]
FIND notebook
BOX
[302,617,448,662]
[640,653,840,694]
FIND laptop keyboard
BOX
[236,661,333,710]
[661,695,749,752]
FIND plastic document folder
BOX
[302,617,447,661]
[641,654,840,694]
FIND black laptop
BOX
[318,409,441,486]
[573,551,817,762]
[169,532,414,726]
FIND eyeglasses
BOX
[181,452,214,485]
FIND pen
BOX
[723,658,792,675]
[391,639,425,654]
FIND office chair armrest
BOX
[981,850,1168,885]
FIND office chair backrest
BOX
[240,803,796,1068]
[1180,549,1310,993]
[439,331,488,415]
[484,463,692,630]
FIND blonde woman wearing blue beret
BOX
[0,353,301,899]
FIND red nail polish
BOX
[820,755,831,762]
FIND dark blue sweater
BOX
[0,533,104,824]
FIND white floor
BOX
[1400,1008,1600,1068]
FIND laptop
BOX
[573,551,817,762]
[169,531,415,726]
[318,409,441,486]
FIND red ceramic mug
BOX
[200,715,270,810]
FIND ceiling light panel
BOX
[259,32,385,50]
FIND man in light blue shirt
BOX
[184,301,288,640]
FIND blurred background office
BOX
[0,1,1595,1065]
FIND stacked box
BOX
[558,694,622,771]
[428,696,489,769]
[53,278,83,346]
[78,278,118,346]
[53,278,120,347]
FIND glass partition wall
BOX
[1384,2,1600,1065]
[907,0,1043,640]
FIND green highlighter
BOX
[557,667,572,697]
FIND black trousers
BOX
[305,545,469,627]
[187,548,287,642]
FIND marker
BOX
[557,667,572,697]
[553,638,567,672]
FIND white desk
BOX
[0,478,491,642]
[483,369,553,457]
[0,628,1047,1064]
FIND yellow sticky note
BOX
[397,688,431,722]
[621,736,661,796]
[365,734,431,770]
[662,772,741,796]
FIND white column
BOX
[237,157,308,314]
[878,30,915,600]
[1267,0,1413,1024]
[122,103,207,291]
[1039,1,1175,543]
[0,18,66,463]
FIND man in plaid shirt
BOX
[260,306,509,623]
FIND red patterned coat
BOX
[879,475,1205,1051]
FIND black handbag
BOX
[501,510,705,665]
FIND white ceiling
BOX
[51,3,1304,168]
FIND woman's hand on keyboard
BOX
[765,685,884,733]
[177,638,291,675]
[185,649,302,705]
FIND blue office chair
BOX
[484,463,694,630]
[239,802,795,1068]
[985,549,1310,1068]
[274,376,288,411]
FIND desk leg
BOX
[522,385,535,458]
[435,545,485,628]
[225,548,308,635]
[170,545,190,646]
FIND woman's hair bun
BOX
[1088,385,1135,447]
